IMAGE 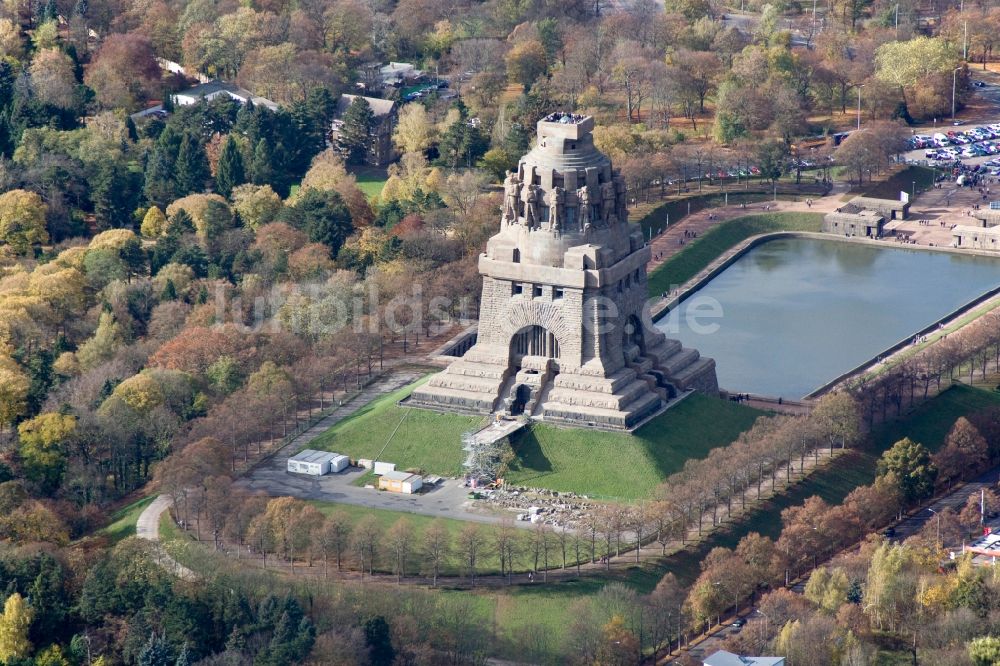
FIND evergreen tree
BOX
[150,233,179,274]
[438,120,488,169]
[40,0,57,22]
[281,188,353,257]
[169,209,195,236]
[93,161,140,230]
[24,348,53,418]
[337,96,374,164]
[250,139,275,187]
[156,124,183,163]
[144,148,177,208]
[215,136,245,198]
[171,244,208,277]
[27,555,69,646]
[174,642,191,666]
[73,0,88,17]
[234,100,259,143]
[160,278,177,301]
[138,632,174,666]
[175,133,210,195]
[125,115,138,142]
[364,617,395,666]
[503,122,530,156]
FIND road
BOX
[890,467,1000,545]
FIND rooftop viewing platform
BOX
[537,113,595,139]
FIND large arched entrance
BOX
[505,325,561,417]
[511,325,561,359]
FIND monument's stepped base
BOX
[407,113,718,430]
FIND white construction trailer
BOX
[287,449,339,475]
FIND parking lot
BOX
[903,120,1000,172]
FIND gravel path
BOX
[135,495,197,580]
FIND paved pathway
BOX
[644,184,848,276]
[135,495,197,580]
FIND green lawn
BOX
[681,383,1000,548]
[634,185,826,238]
[506,393,765,500]
[442,565,664,660]
[853,165,935,199]
[99,496,155,544]
[353,167,388,199]
[311,377,763,499]
[637,191,776,237]
[871,383,1000,454]
[308,499,472,534]
[289,169,387,200]
[647,212,825,298]
[309,377,486,476]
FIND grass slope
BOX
[309,378,486,476]
[352,167,389,198]
[312,379,763,498]
[853,165,935,200]
[870,383,1000,453]
[442,564,664,659]
[99,496,155,544]
[506,393,765,500]
[647,212,825,297]
[634,185,827,238]
[690,383,1000,546]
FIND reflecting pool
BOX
[656,237,1000,398]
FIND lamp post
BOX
[756,609,770,653]
[929,508,941,548]
[714,581,740,618]
[953,66,963,122]
[856,84,865,130]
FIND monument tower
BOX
[410,114,718,429]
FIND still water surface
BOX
[657,237,1000,398]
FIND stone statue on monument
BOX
[548,186,565,233]
[523,183,541,228]
[502,171,520,224]
[577,185,591,231]
[600,181,615,226]
[615,176,628,222]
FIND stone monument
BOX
[409,114,718,429]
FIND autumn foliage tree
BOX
[84,32,162,110]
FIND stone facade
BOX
[846,196,910,220]
[409,114,718,430]
[952,224,1000,250]
[332,94,397,166]
[822,207,885,238]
